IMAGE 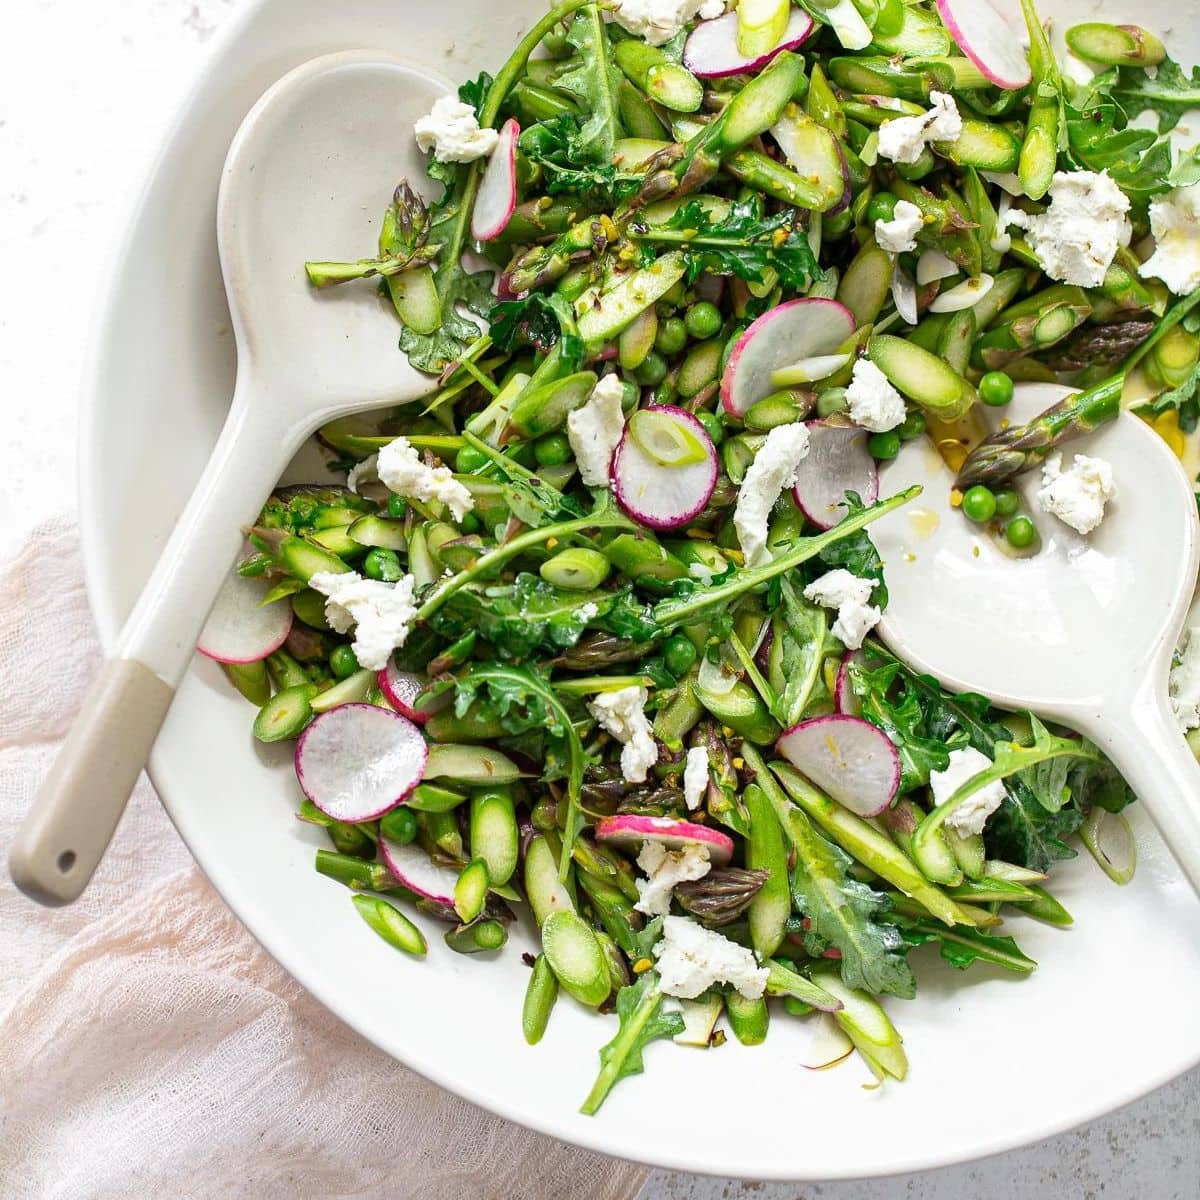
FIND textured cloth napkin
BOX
[0,517,648,1200]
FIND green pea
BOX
[962,485,998,524]
[534,432,571,467]
[380,805,419,845]
[1006,515,1037,549]
[897,410,926,441]
[455,445,490,473]
[684,301,722,341]
[816,387,849,417]
[655,317,688,357]
[868,430,901,460]
[386,493,408,518]
[663,634,699,676]
[363,547,403,581]
[539,547,612,591]
[696,410,725,446]
[329,645,360,680]
[994,489,1021,518]
[634,350,669,387]
[866,191,899,225]
[979,371,1015,407]
[459,511,481,534]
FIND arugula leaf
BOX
[813,495,888,605]
[895,916,1036,975]
[987,799,1083,871]
[555,6,625,165]
[629,197,821,293]
[489,292,584,366]
[518,116,642,206]
[770,576,831,728]
[458,71,493,116]
[785,807,916,999]
[1143,362,1200,434]
[1101,58,1200,134]
[580,970,683,1115]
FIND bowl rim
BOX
[75,0,1200,1180]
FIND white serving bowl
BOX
[79,0,1200,1180]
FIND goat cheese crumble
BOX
[734,422,812,567]
[804,569,882,650]
[1003,171,1131,289]
[1170,627,1200,732]
[567,374,627,487]
[874,199,925,254]
[930,747,1006,836]
[846,358,906,433]
[414,96,499,164]
[1036,452,1116,536]
[1139,184,1200,296]
[377,435,474,523]
[653,915,769,1000]
[308,571,418,671]
[877,92,962,165]
[611,0,725,45]
[634,842,711,917]
[683,745,709,811]
[588,685,659,783]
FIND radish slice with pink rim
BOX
[683,9,814,78]
[197,569,293,664]
[835,650,866,716]
[295,703,428,822]
[935,0,1032,90]
[792,421,879,530]
[611,406,717,531]
[595,814,735,867]
[471,118,519,242]
[776,714,900,818]
[379,835,458,905]
[378,659,428,724]
[722,299,856,419]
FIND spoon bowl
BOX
[874,384,1200,893]
[10,52,452,903]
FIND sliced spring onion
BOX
[929,273,995,314]
[769,352,852,387]
[916,248,959,286]
[1080,807,1137,886]
[628,408,709,467]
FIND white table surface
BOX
[2,0,1197,1195]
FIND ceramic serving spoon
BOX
[11,52,453,903]
[872,383,1200,894]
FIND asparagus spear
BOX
[956,289,1200,490]
[1017,0,1062,202]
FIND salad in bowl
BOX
[197,0,1200,1113]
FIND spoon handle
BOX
[9,392,297,904]
[1085,682,1200,898]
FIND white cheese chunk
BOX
[803,569,881,650]
[567,374,627,487]
[734,422,812,567]
[930,746,1006,836]
[875,199,925,255]
[377,435,474,522]
[634,842,711,917]
[1036,452,1116,536]
[846,358,906,433]
[1170,627,1200,732]
[653,915,769,999]
[346,455,378,494]
[588,685,659,783]
[414,96,499,164]
[308,571,418,671]
[612,0,722,45]
[1002,171,1131,289]
[1139,184,1200,296]
[683,745,709,811]
[877,92,962,165]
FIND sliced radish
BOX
[595,814,734,867]
[792,421,879,530]
[835,650,866,716]
[722,298,856,419]
[935,0,1032,91]
[611,406,717,531]
[683,9,814,78]
[776,714,900,818]
[379,835,458,906]
[198,568,293,665]
[378,660,429,725]
[800,1012,856,1070]
[471,118,519,242]
[770,113,851,215]
[295,703,428,822]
